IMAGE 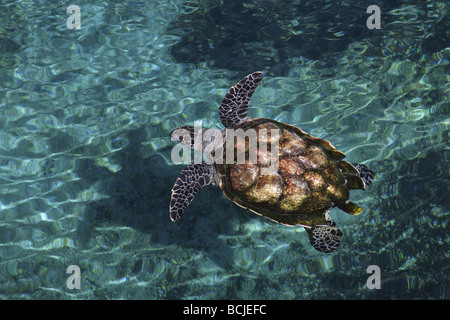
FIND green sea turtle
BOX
[169,72,374,253]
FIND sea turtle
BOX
[169,72,374,253]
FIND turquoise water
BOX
[0,0,448,299]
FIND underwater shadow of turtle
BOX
[75,127,179,243]
[169,72,375,254]
[75,126,237,263]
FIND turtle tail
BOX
[335,162,375,216]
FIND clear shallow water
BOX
[0,0,448,299]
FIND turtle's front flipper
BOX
[219,71,263,128]
[170,163,218,221]
[305,225,343,253]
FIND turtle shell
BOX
[215,118,364,227]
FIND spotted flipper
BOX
[170,163,218,221]
[305,225,343,253]
[352,163,375,189]
[304,212,343,253]
[219,71,263,128]
[339,162,375,190]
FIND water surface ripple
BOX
[0,0,448,299]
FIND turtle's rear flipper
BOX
[170,163,218,221]
[352,163,375,188]
[305,225,343,253]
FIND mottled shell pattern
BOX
[217,118,363,227]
